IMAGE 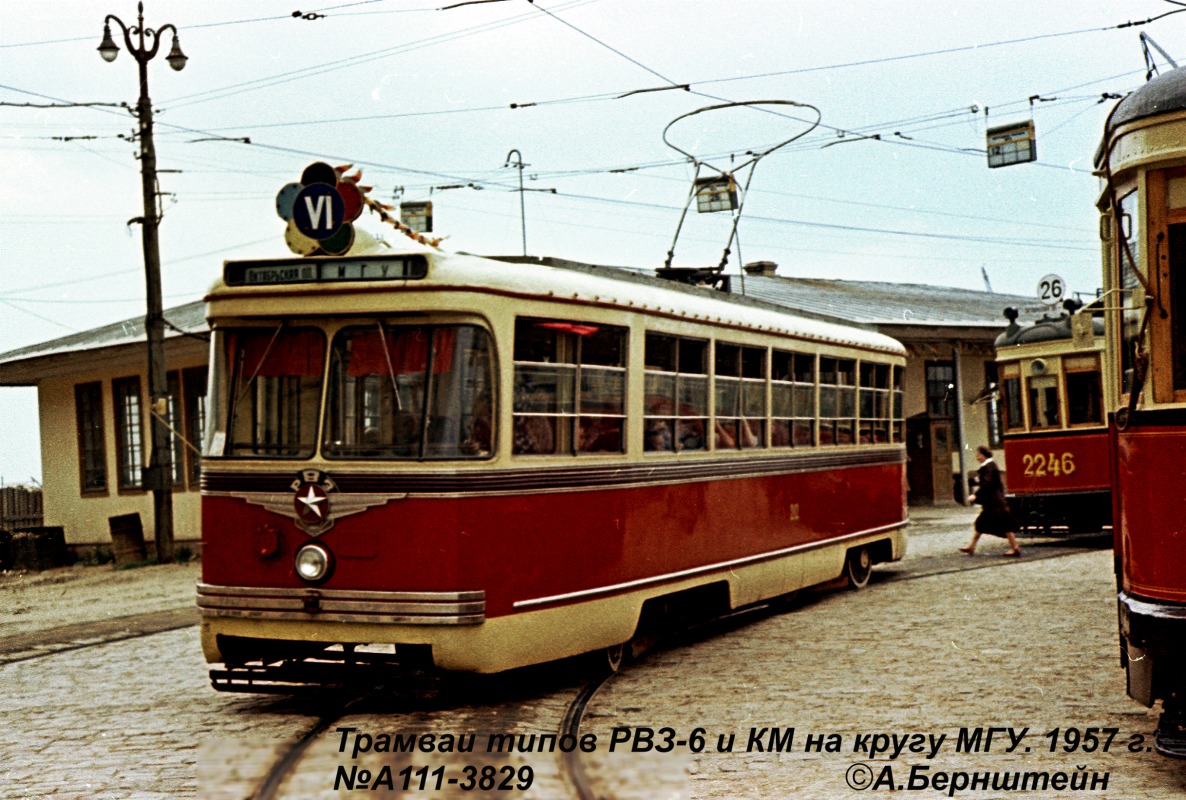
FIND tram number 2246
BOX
[1022,452,1076,478]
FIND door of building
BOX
[906,413,953,504]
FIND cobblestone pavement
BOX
[2,508,1184,799]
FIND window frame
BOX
[111,375,145,492]
[74,381,108,496]
[512,318,628,457]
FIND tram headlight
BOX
[294,543,333,584]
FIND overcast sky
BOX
[2,0,1183,483]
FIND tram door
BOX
[906,413,954,504]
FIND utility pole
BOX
[98,2,188,564]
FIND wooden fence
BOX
[1,485,43,531]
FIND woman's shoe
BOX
[959,546,975,555]
[1003,549,1021,557]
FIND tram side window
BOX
[892,365,904,443]
[323,324,494,460]
[1171,223,1186,391]
[1000,371,1024,430]
[1027,374,1061,429]
[1118,190,1143,397]
[819,357,857,445]
[227,328,325,458]
[715,343,765,449]
[644,334,707,453]
[512,319,626,455]
[772,350,816,447]
[858,362,892,444]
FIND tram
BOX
[993,305,1111,534]
[1097,69,1186,758]
[197,168,909,691]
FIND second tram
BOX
[196,194,909,690]
[1098,68,1186,757]
[994,305,1111,534]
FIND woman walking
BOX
[960,445,1022,557]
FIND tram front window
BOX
[324,324,494,460]
[226,327,326,457]
[1027,374,1061,429]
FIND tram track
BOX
[0,538,1106,668]
[2,539,1114,798]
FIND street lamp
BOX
[98,2,187,564]
[504,149,527,257]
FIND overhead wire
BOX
[159,0,601,109]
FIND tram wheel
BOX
[845,546,873,590]
[605,642,627,673]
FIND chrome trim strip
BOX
[197,583,483,603]
[201,448,905,497]
[197,583,485,625]
[198,597,485,615]
[512,520,909,610]
[201,608,485,625]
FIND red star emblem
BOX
[293,482,330,525]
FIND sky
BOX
[2,0,1184,484]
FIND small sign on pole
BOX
[1037,273,1066,306]
[986,121,1036,168]
[400,201,433,233]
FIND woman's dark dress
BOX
[973,459,1016,536]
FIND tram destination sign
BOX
[986,120,1036,168]
[224,255,428,286]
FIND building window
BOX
[167,372,186,487]
[182,367,208,485]
[925,361,956,417]
[112,376,144,490]
[74,382,107,494]
[984,362,1003,447]
[512,318,627,455]
[159,367,210,489]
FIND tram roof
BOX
[1098,68,1186,164]
[1,250,1051,381]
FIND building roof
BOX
[737,275,1047,328]
[0,301,207,368]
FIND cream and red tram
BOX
[993,306,1111,534]
[197,238,908,690]
[1098,68,1186,757]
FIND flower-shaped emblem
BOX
[275,162,365,256]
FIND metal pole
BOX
[505,149,526,256]
[100,3,187,563]
[135,51,174,564]
[952,344,969,504]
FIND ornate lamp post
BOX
[98,3,187,563]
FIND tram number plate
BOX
[1023,452,1076,478]
[244,264,317,283]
